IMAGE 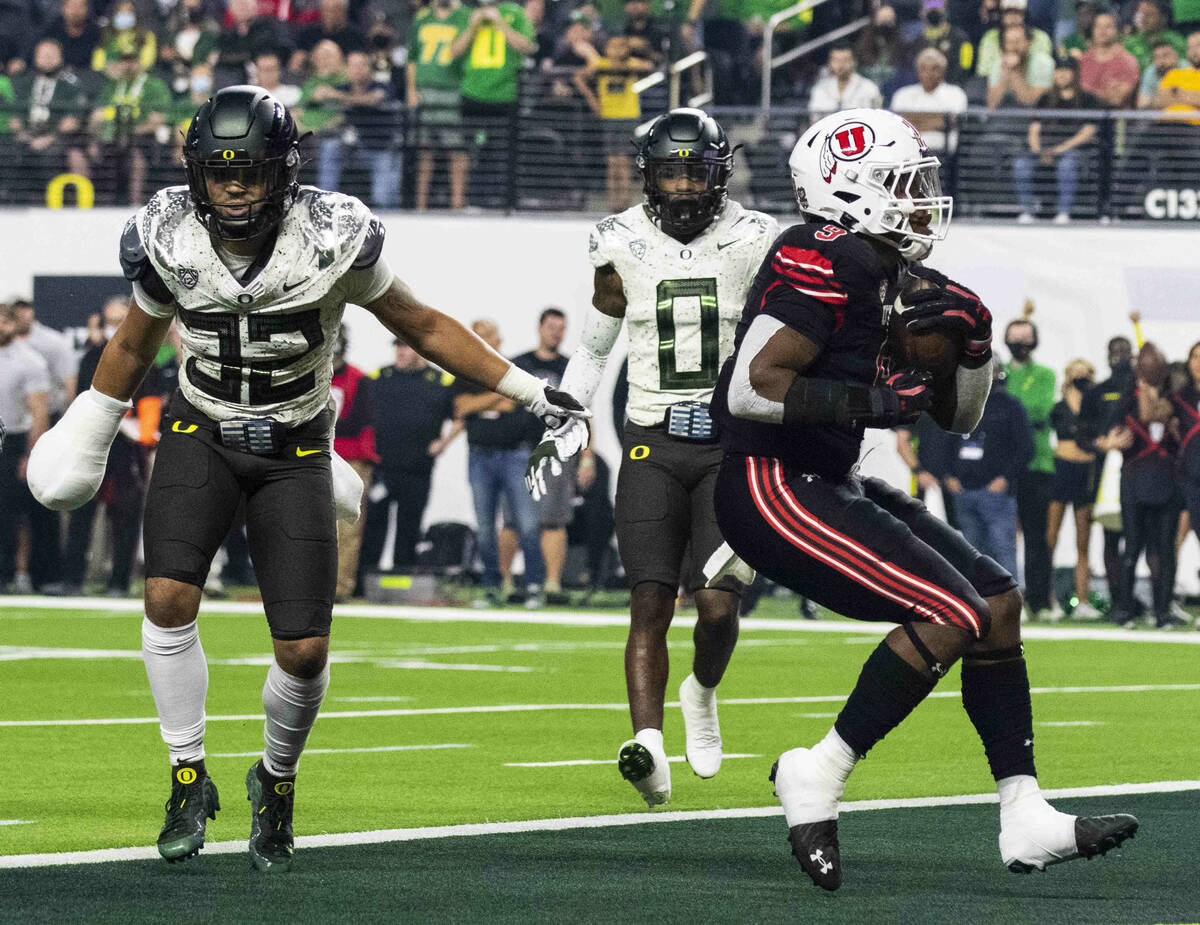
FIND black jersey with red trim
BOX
[713,220,896,479]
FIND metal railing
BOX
[760,0,871,111]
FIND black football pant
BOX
[715,456,1017,637]
[0,431,62,589]
[359,467,433,576]
[1017,470,1053,611]
[62,436,144,591]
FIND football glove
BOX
[330,447,364,524]
[526,384,591,431]
[867,370,933,427]
[28,388,131,511]
[525,442,564,501]
[901,266,993,369]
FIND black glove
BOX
[865,370,933,427]
[901,265,993,369]
[527,385,589,430]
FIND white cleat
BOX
[617,738,671,807]
[999,790,1139,873]
[678,674,722,779]
[770,747,846,891]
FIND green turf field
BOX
[2,597,1198,923]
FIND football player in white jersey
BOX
[27,86,589,872]
[529,109,779,806]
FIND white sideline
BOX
[2,596,1198,643]
[505,753,761,768]
[1,779,1194,870]
[3,683,1199,727]
[211,744,474,758]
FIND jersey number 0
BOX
[655,278,720,390]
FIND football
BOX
[888,275,963,380]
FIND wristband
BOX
[496,364,542,406]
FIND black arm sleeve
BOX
[352,218,386,270]
[118,216,174,305]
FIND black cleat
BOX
[246,761,295,873]
[770,760,842,891]
[1007,814,1139,874]
[156,761,220,862]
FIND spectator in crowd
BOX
[60,295,149,597]
[1077,334,1135,613]
[1046,359,1102,619]
[566,448,614,593]
[621,0,668,65]
[574,35,653,212]
[292,0,366,73]
[1079,11,1140,107]
[553,10,604,69]
[87,48,170,204]
[451,0,535,206]
[977,0,1053,78]
[295,40,346,138]
[330,325,376,601]
[217,0,291,80]
[455,319,544,604]
[890,47,968,152]
[925,362,1035,581]
[986,24,1054,107]
[1152,28,1200,114]
[91,0,157,73]
[902,0,975,86]
[159,0,221,96]
[509,308,582,606]
[1124,0,1186,72]
[681,0,751,104]
[317,49,401,208]
[1112,342,1186,628]
[12,298,76,419]
[252,50,301,107]
[167,62,213,160]
[0,0,36,74]
[359,340,461,578]
[0,302,51,594]
[407,0,471,211]
[1058,0,1098,59]
[1003,315,1057,618]
[856,4,912,101]
[808,42,883,114]
[39,0,103,73]
[9,38,89,181]
[1013,57,1099,221]
[1137,38,1180,106]
[1173,340,1200,552]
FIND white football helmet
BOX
[789,108,952,260]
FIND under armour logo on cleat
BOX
[1023,739,1033,747]
[810,849,834,874]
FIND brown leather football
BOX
[888,275,962,380]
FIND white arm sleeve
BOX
[948,362,993,434]
[726,314,787,424]
[558,305,623,407]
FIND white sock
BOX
[141,617,207,764]
[687,674,716,701]
[262,660,329,776]
[634,727,664,754]
[812,728,858,784]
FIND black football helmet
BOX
[636,108,734,239]
[183,85,300,240]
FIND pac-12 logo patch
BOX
[821,121,875,182]
[176,267,199,289]
[629,240,646,260]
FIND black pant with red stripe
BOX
[715,455,1016,637]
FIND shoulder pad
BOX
[119,215,148,282]
[352,218,386,270]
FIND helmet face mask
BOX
[637,108,733,239]
[183,85,300,241]
[790,109,952,260]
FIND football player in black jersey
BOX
[710,108,1137,890]
[28,86,589,872]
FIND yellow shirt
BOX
[1158,66,1200,123]
[595,59,640,120]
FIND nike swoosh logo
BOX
[282,280,305,293]
[717,241,738,250]
[296,447,324,457]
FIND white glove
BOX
[28,388,130,511]
[525,448,563,501]
[525,417,588,500]
[526,383,591,430]
[330,447,364,524]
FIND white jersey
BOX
[129,186,391,427]
[588,201,778,427]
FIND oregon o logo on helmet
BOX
[675,149,691,157]
[222,149,235,160]
[830,122,874,161]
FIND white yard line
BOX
[506,753,760,768]
[211,744,473,758]
[3,596,1198,643]
[1,779,1195,869]
[0,821,34,827]
[4,683,1199,727]
[1039,721,1105,727]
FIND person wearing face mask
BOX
[1110,343,1188,628]
[856,4,913,100]
[1045,359,1102,619]
[10,38,90,183]
[91,0,158,73]
[1004,315,1057,620]
[160,0,220,94]
[902,0,975,85]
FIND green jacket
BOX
[1005,360,1056,474]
